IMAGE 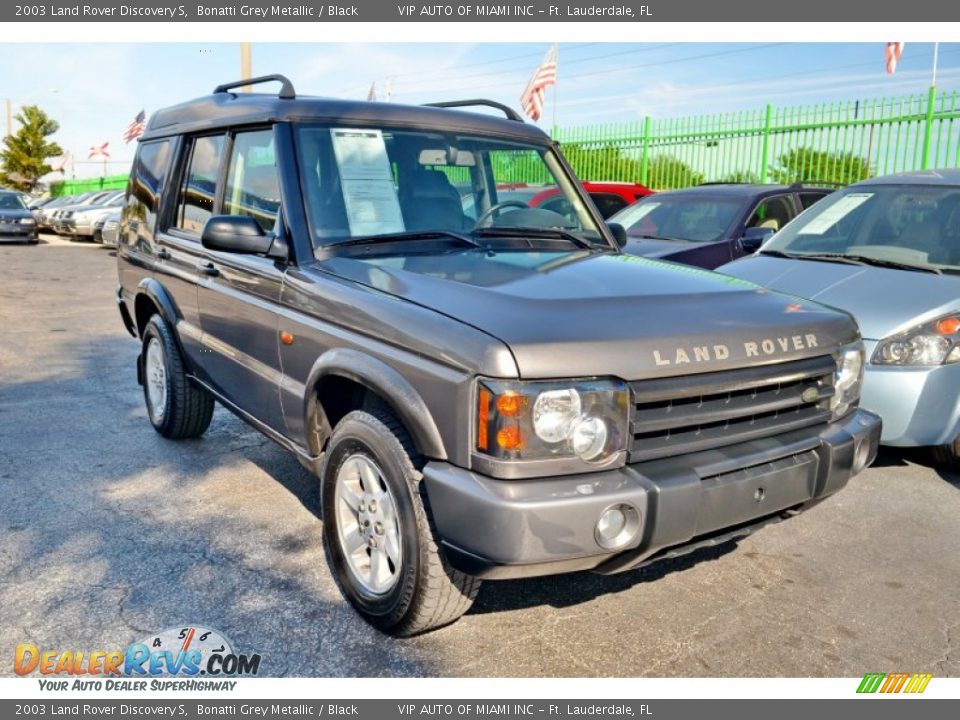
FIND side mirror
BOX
[607,222,628,248]
[740,226,776,253]
[201,215,274,255]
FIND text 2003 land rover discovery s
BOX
[116,76,881,635]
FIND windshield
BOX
[0,193,27,210]
[763,184,960,273]
[294,125,606,251]
[610,194,743,243]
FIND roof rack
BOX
[213,74,296,100]
[423,99,524,123]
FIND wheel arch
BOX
[304,348,447,461]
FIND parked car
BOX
[530,181,653,219]
[718,169,960,467]
[117,75,879,635]
[0,190,39,243]
[65,194,126,241]
[50,190,122,234]
[35,195,77,230]
[98,209,122,247]
[609,183,835,269]
[462,181,652,223]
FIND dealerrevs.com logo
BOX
[14,626,261,689]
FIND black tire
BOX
[321,408,481,636]
[141,314,214,439]
[931,437,960,471]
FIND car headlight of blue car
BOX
[832,342,865,420]
[872,313,960,366]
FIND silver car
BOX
[67,194,125,241]
[98,209,121,248]
[719,169,960,468]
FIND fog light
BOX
[594,503,641,550]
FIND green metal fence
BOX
[49,174,128,197]
[551,88,960,190]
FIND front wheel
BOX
[931,436,960,471]
[321,409,480,636]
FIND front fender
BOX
[304,348,447,460]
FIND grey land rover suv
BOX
[116,75,882,635]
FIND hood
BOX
[316,248,858,380]
[0,208,32,221]
[719,255,960,340]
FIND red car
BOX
[530,181,653,219]
[463,182,652,222]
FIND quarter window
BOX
[223,129,280,232]
[176,135,225,235]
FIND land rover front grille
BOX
[628,355,836,463]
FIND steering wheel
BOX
[474,200,530,228]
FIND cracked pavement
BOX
[1,238,958,677]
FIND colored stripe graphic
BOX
[857,672,932,694]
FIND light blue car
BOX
[719,170,960,468]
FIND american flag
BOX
[123,110,147,143]
[88,142,110,159]
[885,43,905,74]
[520,45,558,122]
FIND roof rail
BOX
[213,74,296,100]
[423,99,524,123]
[789,180,846,188]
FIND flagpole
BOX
[931,41,940,87]
[551,44,559,134]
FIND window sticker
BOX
[797,193,873,235]
[331,128,404,236]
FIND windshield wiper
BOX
[632,233,691,243]
[473,226,604,251]
[759,250,865,266]
[836,254,943,275]
[760,249,943,274]
[332,230,484,250]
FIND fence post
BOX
[759,103,773,182]
[640,115,651,186]
[921,85,937,170]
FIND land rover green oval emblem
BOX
[802,387,820,404]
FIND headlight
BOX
[872,313,960,366]
[20,218,35,225]
[831,342,864,420]
[476,378,630,466]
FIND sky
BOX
[2,41,959,178]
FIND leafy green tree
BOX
[646,155,704,189]
[770,147,870,186]
[0,105,63,192]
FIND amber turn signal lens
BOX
[477,388,491,451]
[280,331,295,345]
[496,391,524,417]
[496,425,523,451]
[935,317,960,335]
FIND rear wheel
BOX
[141,314,214,439]
[321,408,480,636]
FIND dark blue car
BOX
[609,183,835,269]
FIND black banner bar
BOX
[3,0,959,22]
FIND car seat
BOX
[399,168,469,231]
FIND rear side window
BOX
[746,194,795,232]
[799,191,830,210]
[176,135,225,235]
[589,192,628,219]
[126,140,172,239]
[222,129,280,232]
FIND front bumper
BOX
[0,223,37,240]
[425,409,881,580]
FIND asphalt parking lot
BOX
[1,234,958,678]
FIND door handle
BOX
[200,262,220,277]
[156,247,171,260]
